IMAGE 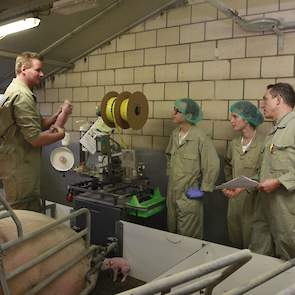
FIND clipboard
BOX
[216,176,259,190]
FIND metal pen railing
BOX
[224,258,295,295]
[0,191,101,295]
[118,249,252,295]
[0,192,24,238]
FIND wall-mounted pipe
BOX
[207,0,295,33]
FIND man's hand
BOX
[223,188,244,199]
[258,179,280,193]
[61,100,73,115]
[54,101,73,128]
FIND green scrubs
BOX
[250,112,295,260]
[166,125,220,239]
[224,133,265,248]
[0,78,42,211]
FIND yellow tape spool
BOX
[101,91,148,130]
[120,99,129,121]
[101,91,119,128]
[105,97,117,123]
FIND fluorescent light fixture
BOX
[0,18,40,39]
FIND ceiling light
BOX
[0,18,40,39]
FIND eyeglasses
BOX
[174,107,182,114]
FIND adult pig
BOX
[0,210,96,295]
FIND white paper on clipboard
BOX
[216,176,259,190]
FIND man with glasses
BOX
[165,98,220,238]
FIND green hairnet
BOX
[174,98,203,125]
[230,101,264,127]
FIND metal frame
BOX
[224,258,295,295]
[117,249,252,295]
[0,192,102,295]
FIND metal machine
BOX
[62,91,166,245]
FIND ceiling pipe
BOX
[44,0,186,79]
[0,50,73,68]
[39,0,121,56]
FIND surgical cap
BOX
[174,98,203,125]
[230,101,264,127]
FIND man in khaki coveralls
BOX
[0,52,70,211]
[224,101,265,249]
[250,83,295,260]
[166,98,220,239]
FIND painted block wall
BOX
[40,0,295,155]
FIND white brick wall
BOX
[155,64,177,82]
[191,3,217,23]
[166,45,189,63]
[106,52,124,69]
[145,47,166,65]
[165,82,188,100]
[136,31,157,49]
[88,55,105,70]
[125,50,144,67]
[44,1,295,153]
[158,27,180,46]
[180,23,204,43]
[206,19,232,40]
[190,41,216,61]
[167,5,191,27]
[59,88,73,102]
[117,34,136,51]
[81,72,97,86]
[73,87,88,102]
[115,68,134,84]
[178,62,202,81]
[145,13,166,30]
[135,66,154,83]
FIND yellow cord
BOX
[105,96,129,148]
[120,99,129,121]
[106,97,116,122]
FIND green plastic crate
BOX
[126,187,165,218]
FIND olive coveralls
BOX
[224,133,265,249]
[0,78,42,211]
[166,125,220,239]
[250,112,295,260]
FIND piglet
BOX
[101,257,130,282]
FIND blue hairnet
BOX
[230,101,264,127]
[174,98,202,125]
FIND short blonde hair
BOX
[15,52,43,75]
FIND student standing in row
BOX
[166,98,220,239]
[223,101,265,249]
[250,83,295,260]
